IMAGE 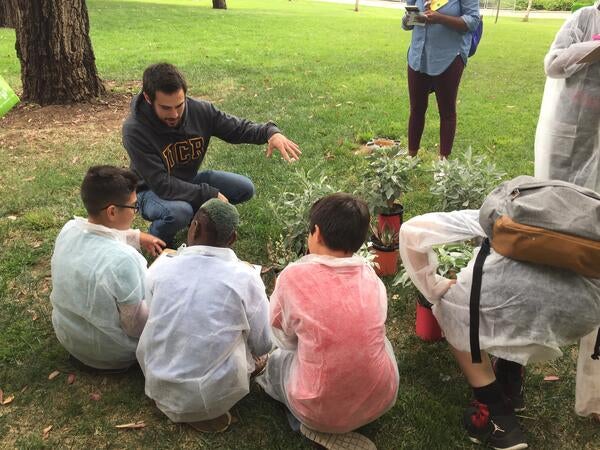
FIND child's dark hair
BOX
[81,166,138,215]
[309,193,370,253]
[142,63,187,102]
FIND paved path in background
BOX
[316,0,571,19]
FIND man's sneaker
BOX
[463,401,528,450]
[492,357,526,412]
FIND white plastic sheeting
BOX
[137,245,272,423]
[399,210,600,365]
[534,4,600,191]
[50,218,148,369]
[576,329,600,417]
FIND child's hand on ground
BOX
[140,232,166,256]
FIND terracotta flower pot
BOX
[415,295,444,342]
[377,204,404,239]
[371,240,399,276]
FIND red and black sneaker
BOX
[463,401,528,450]
[492,357,526,412]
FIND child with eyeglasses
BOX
[50,165,165,373]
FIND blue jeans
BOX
[137,170,254,245]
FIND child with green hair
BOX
[137,199,272,431]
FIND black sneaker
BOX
[464,401,528,450]
[492,357,526,412]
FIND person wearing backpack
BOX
[398,177,600,449]
[534,3,600,424]
[401,0,481,159]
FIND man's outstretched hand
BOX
[140,232,166,256]
[266,133,301,162]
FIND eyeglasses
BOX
[101,202,139,213]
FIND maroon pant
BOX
[407,56,465,157]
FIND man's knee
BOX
[236,179,255,204]
[162,202,194,228]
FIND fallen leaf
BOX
[71,156,80,164]
[391,294,400,300]
[48,370,60,380]
[2,395,15,406]
[42,425,52,439]
[89,392,102,401]
[543,375,560,382]
[67,373,76,385]
[7,215,17,221]
[115,421,146,429]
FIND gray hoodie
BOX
[122,93,280,210]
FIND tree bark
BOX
[0,2,14,28]
[522,0,533,22]
[212,0,227,9]
[10,0,105,105]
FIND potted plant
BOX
[370,223,399,277]
[430,147,505,213]
[268,169,338,261]
[360,145,420,239]
[393,243,474,342]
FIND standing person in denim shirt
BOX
[402,0,480,158]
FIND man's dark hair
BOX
[142,63,187,102]
[309,193,370,253]
[81,165,138,215]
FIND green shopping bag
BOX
[0,76,19,118]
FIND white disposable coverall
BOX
[50,218,148,369]
[399,210,600,365]
[136,245,272,422]
[534,4,600,191]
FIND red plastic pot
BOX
[377,205,404,238]
[415,297,443,342]
[371,241,399,276]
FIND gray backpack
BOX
[469,176,600,362]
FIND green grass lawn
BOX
[0,0,598,448]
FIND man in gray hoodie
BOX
[122,62,300,246]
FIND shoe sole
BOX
[469,437,528,450]
[300,424,377,450]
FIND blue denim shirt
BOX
[405,0,480,76]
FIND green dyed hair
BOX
[199,198,240,245]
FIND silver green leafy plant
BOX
[268,169,338,265]
[393,243,474,290]
[359,145,421,214]
[431,147,506,212]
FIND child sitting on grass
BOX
[257,193,399,449]
[50,165,165,373]
[399,209,600,450]
[136,199,272,432]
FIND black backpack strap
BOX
[470,238,491,364]
[591,328,600,360]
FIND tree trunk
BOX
[212,0,227,9]
[10,0,105,105]
[0,2,14,28]
[355,0,359,11]
[522,0,533,22]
